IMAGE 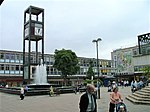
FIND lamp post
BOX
[92,38,102,99]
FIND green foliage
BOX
[53,49,80,79]
[86,60,95,79]
[83,78,103,87]
[142,66,150,78]
[83,79,92,86]
[87,66,95,79]
[93,80,97,84]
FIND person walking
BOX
[49,86,54,97]
[20,86,25,100]
[109,87,123,112]
[24,85,28,95]
[79,84,97,112]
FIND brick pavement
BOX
[0,87,150,112]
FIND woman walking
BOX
[109,87,123,112]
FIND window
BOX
[10,54,15,60]
[6,65,9,70]
[11,65,15,71]
[108,61,111,67]
[15,54,20,60]
[45,56,49,61]
[30,56,34,63]
[0,64,4,74]
[46,66,50,74]
[50,68,53,72]
[133,50,137,55]
[5,53,10,59]
[32,67,36,74]
[10,54,15,62]
[20,54,23,60]
[0,53,4,59]
[0,64,4,70]
[16,65,19,71]
[20,66,23,71]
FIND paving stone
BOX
[0,87,150,112]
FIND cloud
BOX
[0,0,149,60]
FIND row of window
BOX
[0,70,23,75]
[0,52,113,65]
[0,64,23,71]
[0,64,112,75]
[0,51,113,76]
[0,59,111,68]
[0,53,23,60]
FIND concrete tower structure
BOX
[23,6,44,83]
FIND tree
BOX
[86,60,95,79]
[142,66,150,79]
[53,49,80,85]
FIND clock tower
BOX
[23,6,44,84]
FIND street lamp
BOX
[92,38,102,99]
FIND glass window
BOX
[10,54,15,60]
[15,54,20,60]
[5,65,9,70]
[46,56,49,61]
[20,54,23,60]
[30,56,34,63]
[20,66,23,71]
[20,60,23,63]
[11,65,15,71]
[32,67,36,74]
[0,53,4,59]
[5,53,10,59]
[133,50,137,55]
[15,71,19,74]
[16,65,19,71]
[0,64,4,70]
[20,71,23,74]
[50,68,53,72]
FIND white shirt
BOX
[20,87,24,94]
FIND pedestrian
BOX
[109,87,123,112]
[131,80,134,93]
[123,81,126,87]
[20,86,25,100]
[24,85,28,95]
[75,86,79,94]
[108,81,111,92]
[139,80,144,89]
[49,86,54,96]
[79,84,97,112]
[126,80,129,87]
[121,80,124,88]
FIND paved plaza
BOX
[0,87,150,112]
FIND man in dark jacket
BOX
[79,84,97,112]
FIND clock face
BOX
[35,27,42,36]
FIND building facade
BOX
[111,45,150,81]
[0,50,114,86]
[111,46,138,75]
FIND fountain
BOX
[0,59,59,96]
[0,59,75,95]
[33,59,48,85]
[26,59,51,93]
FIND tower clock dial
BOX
[35,27,42,36]
[34,23,42,36]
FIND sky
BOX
[0,0,149,60]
